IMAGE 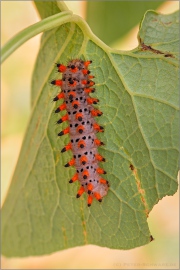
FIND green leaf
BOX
[138,10,179,58]
[1,6,179,257]
[86,1,164,45]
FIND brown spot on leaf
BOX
[150,235,154,242]
[140,42,174,58]
[164,53,174,58]
[141,42,163,55]
[129,164,134,171]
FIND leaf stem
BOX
[56,1,69,12]
[1,10,123,65]
[1,11,73,64]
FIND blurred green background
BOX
[1,1,179,269]
[86,1,164,45]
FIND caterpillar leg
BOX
[76,186,85,198]
[69,173,78,183]
[87,195,93,207]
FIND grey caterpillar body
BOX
[51,59,109,206]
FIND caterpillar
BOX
[51,59,109,207]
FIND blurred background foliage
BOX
[1,1,179,269]
[86,1,164,46]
